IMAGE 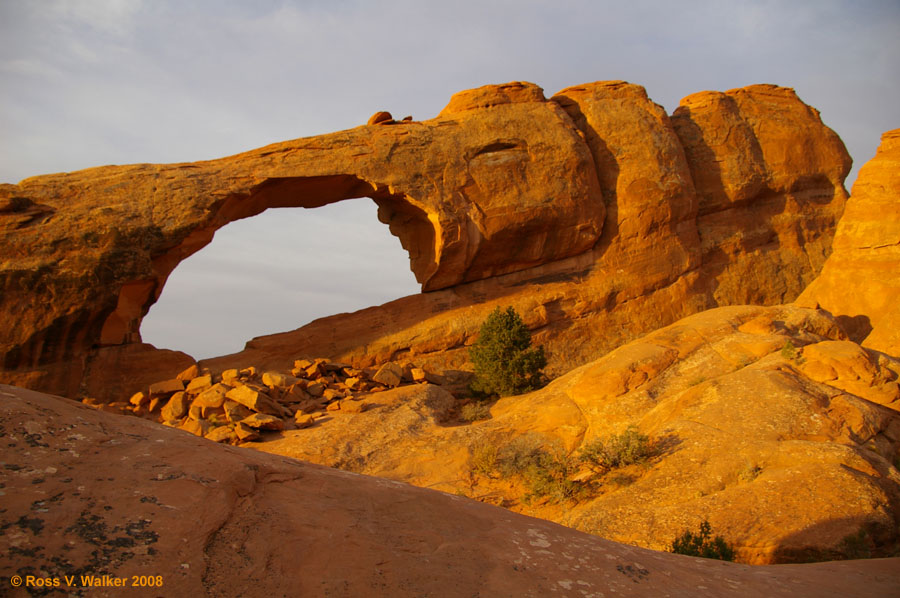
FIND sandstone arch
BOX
[1,81,606,397]
[0,80,850,401]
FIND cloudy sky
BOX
[1,1,898,359]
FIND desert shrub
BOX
[469,307,547,397]
[459,401,492,422]
[781,340,798,361]
[472,434,590,503]
[467,439,499,477]
[670,520,736,561]
[579,426,655,474]
[738,463,762,482]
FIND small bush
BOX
[459,402,492,422]
[579,426,655,474]
[469,307,547,397]
[670,520,736,561]
[781,340,798,361]
[470,434,590,503]
[738,463,762,482]
[467,439,499,477]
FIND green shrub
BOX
[469,307,547,397]
[781,340,798,360]
[579,426,655,474]
[467,439,499,477]
[470,434,590,503]
[670,520,736,561]
[459,402,492,422]
[738,463,762,482]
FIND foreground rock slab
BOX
[2,384,899,597]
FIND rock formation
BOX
[0,80,849,401]
[234,305,900,564]
[797,128,900,356]
[3,384,899,597]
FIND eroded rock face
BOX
[3,384,900,597]
[797,128,900,356]
[672,84,851,305]
[0,80,849,400]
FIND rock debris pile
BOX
[82,359,446,444]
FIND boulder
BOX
[373,362,403,387]
[223,399,253,423]
[193,383,231,409]
[160,391,189,421]
[148,378,185,397]
[262,371,301,388]
[241,413,285,431]
[185,374,213,394]
[205,425,237,444]
[225,385,288,417]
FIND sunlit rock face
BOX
[797,128,900,356]
[0,80,849,400]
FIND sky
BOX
[1,0,898,360]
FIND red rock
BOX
[128,391,148,406]
[161,391,189,421]
[294,412,317,428]
[193,383,231,409]
[149,378,186,397]
[241,413,285,431]
[3,384,899,597]
[372,362,403,387]
[261,371,300,388]
[205,425,237,444]
[0,80,850,404]
[797,128,900,356]
[234,421,261,442]
[176,364,200,380]
[367,111,393,125]
[185,373,213,394]
[226,385,288,417]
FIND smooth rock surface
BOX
[2,384,898,597]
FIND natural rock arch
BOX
[1,80,851,402]
[139,195,422,359]
[98,174,436,351]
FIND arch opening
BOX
[139,198,421,360]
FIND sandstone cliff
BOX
[797,128,900,356]
[0,80,849,401]
[3,384,899,597]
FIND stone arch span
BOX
[99,174,438,353]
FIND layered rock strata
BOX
[797,128,900,356]
[0,80,849,400]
